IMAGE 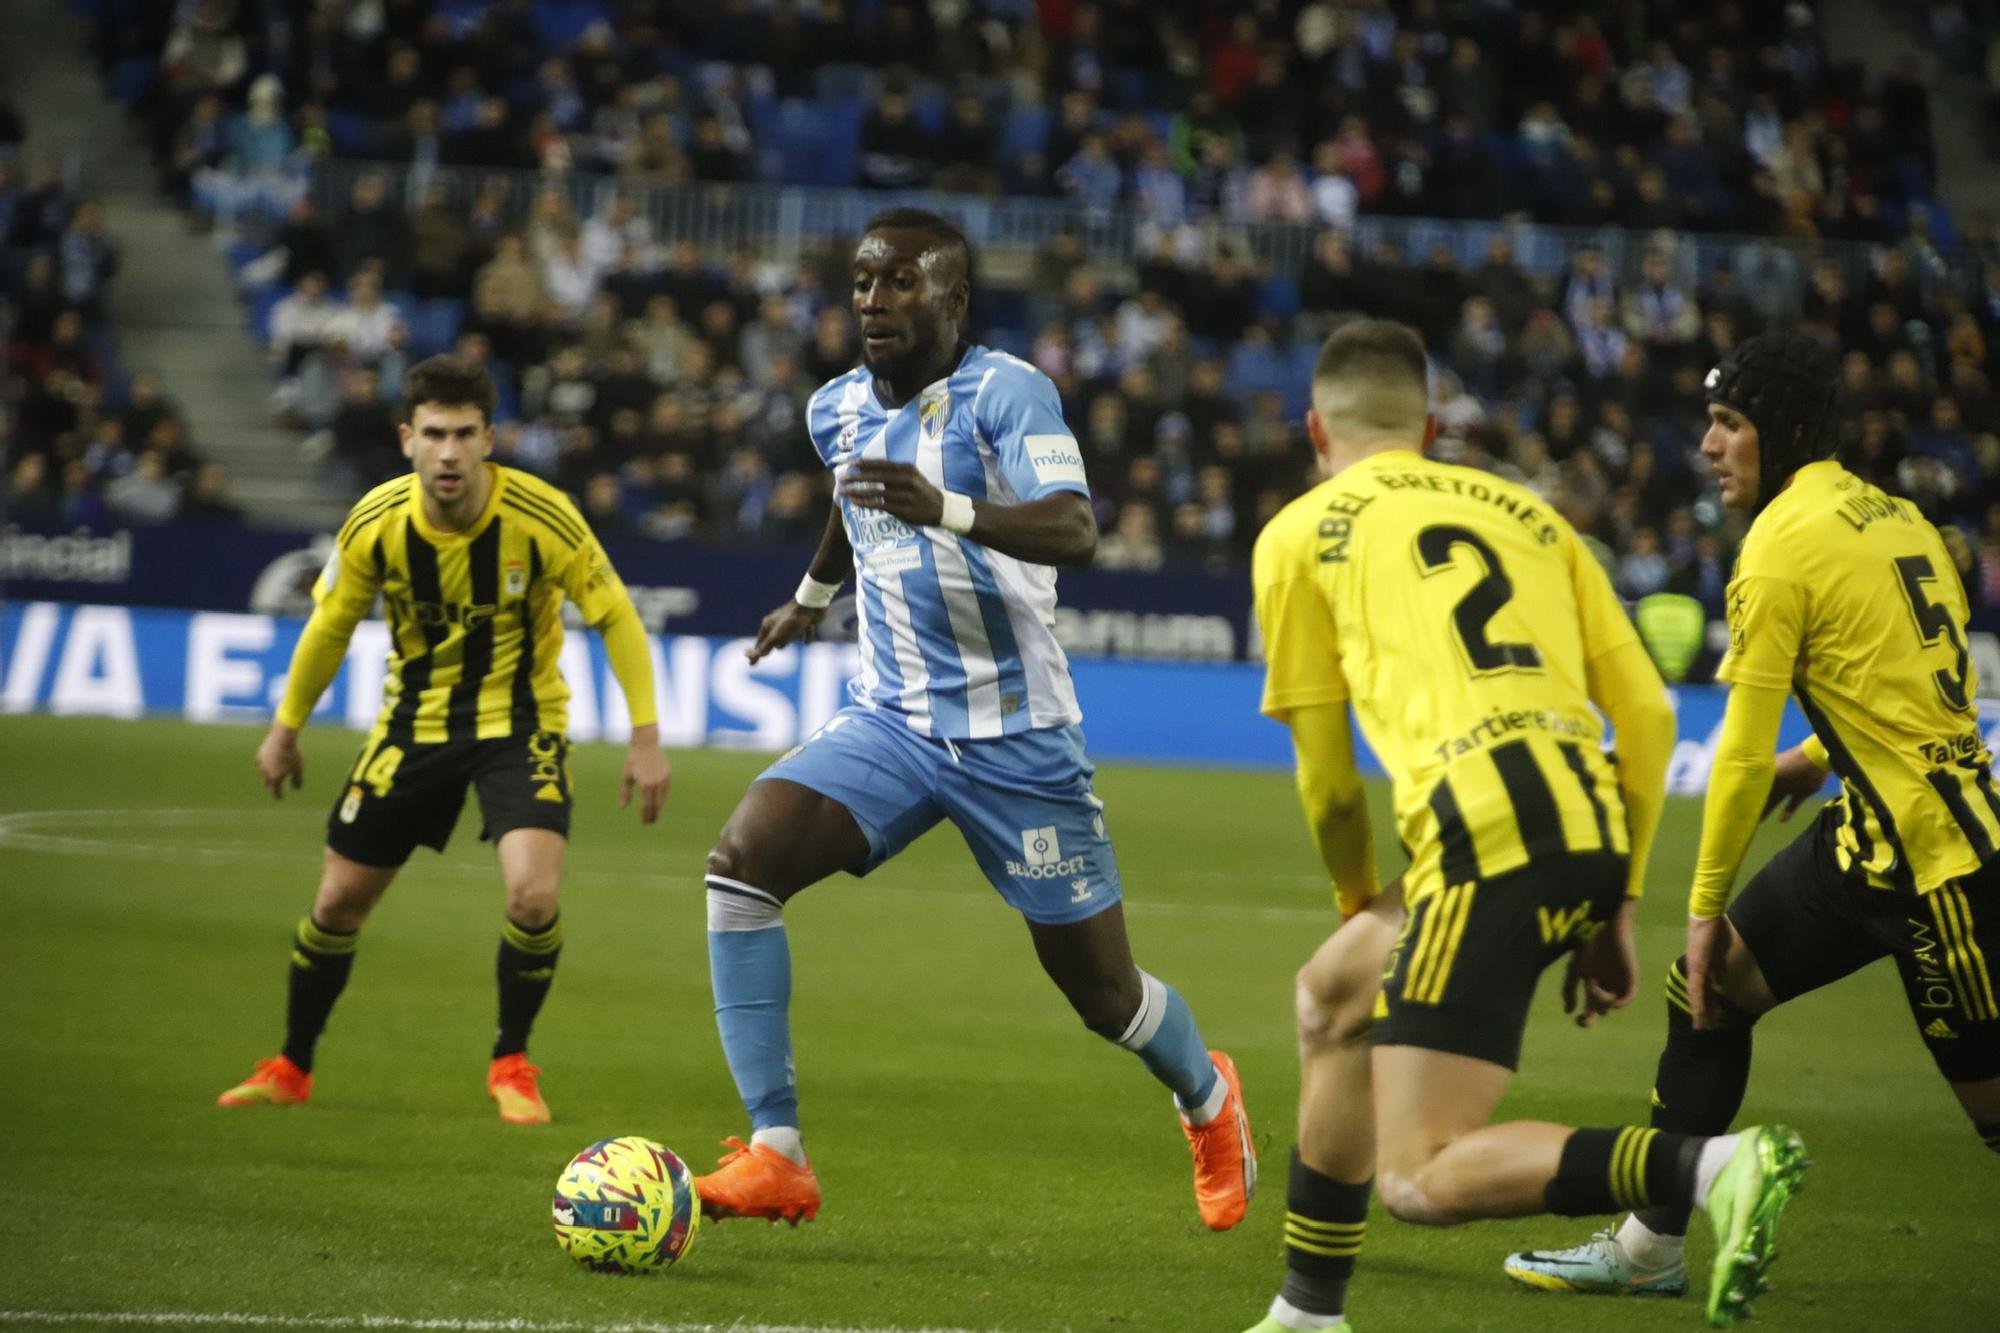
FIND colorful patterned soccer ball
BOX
[552,1136,700,1273]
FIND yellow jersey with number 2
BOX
[1255,449,1641,909]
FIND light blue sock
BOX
[705,877,798,1131]
[1116,970,1220,1110]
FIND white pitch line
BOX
[0,1312,987,1333]
[0,809,1340,924]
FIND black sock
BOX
[1278,1149,1370,1318]
[1634,954,1755,1236]
[494,914,562,1059]
[1978,1120,2000,1155]
[282,915,357,1073]
[1544,1126,1704,1217]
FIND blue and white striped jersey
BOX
[804,344,1090,739]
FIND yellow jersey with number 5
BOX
[1720,459,1996,893]
[1254,449,1641,908]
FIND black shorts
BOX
[325,729,574,869]
[1730,806,2000,1083]
[1372,851,1628,1070]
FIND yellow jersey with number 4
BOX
[1720,459,1996,892]
[1255,449,1640,908]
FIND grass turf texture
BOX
[0,714,1991,1333]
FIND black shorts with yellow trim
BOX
[1370,851,1628,1070]
[1730,805,2000,1082]
[325,729,574,869]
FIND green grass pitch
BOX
[0,713,1991,1332]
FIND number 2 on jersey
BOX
[1894,554,1972,711]
[1416,524,1544,674]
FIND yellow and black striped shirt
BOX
[1720,460,1999,893]
[1255,450,1641,908]
[277,464,643,742]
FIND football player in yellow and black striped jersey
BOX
[1508,331,2000,1306]
[216,355,669,1124]
[1240,322,1806,1333]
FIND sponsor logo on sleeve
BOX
[1023,434,1087,487]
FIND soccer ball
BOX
[552,1136,700,1273]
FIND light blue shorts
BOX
[756,705,1124,924]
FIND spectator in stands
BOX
[180,462,244,524]
[1623,248,1701,349]
[1096,501,1165,571]
[334,172,407,286]
[859,88,933,190]
[1058,133,1123,215]
[333,269,405,365]
[56,202,119,324]
[1243,150,1314,224]
[105,448,181,524]
[269,270,343,378]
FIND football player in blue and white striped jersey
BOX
[689,209,1255,1234]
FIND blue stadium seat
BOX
[911,90,948,137]
[984,327,1032,359]
[250,285,287,342]
[324,108,376,156]
[529,0,611,49]
[1225,342,1286,405]
[1256,274,1301,322]
[411,298,466,357]
[107,57,157,105]
[998,103,1053,167]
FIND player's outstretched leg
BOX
[1505,949,1765,1296]
[693,779,868,1224]
[1028,905,1254,1230]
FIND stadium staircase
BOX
[1826,1,2000,224]
[2,0,345,529]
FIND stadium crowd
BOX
[0,92,243,529]
[25,0,2000,632]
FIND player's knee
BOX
[504,885,558,931]
[313,866,385,931]
[1071,970,1144,1040]
[705,835,760,888]
[1375,1164,1454,1226]
[1295,961,1371,1050]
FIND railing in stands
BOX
[306,157,1984,305]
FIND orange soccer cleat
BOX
[217,1054,312,1107]
[487,1053,552,1124]
[1182,1049,1256,1231]
[693,1136,822,1225]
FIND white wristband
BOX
[938,490,976,536]
[794,574,840,609]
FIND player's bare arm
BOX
[749,505,855,664]
[838,459,1097,567]
[256,722,304,798]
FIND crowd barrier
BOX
[10,599,1979,797]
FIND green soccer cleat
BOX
[1702,1125,1810,1328]
[1502,1229,1689,1296]
[1240,1318,1352,1333]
